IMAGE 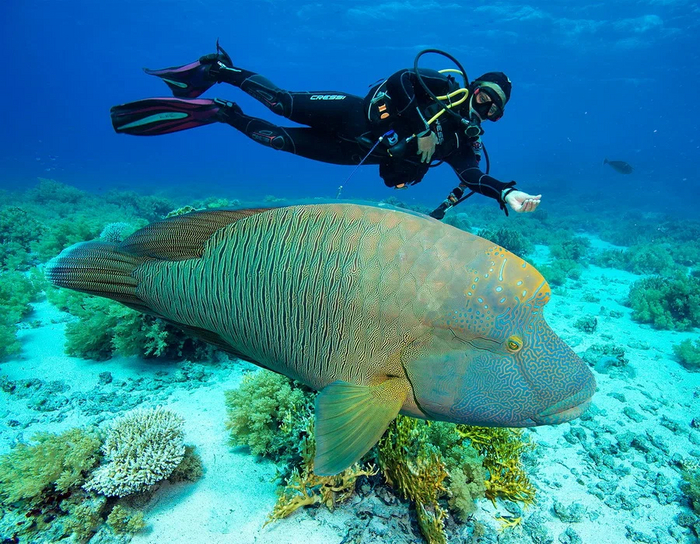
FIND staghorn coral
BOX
[84,407,186,497]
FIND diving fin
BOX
[110,97,226,136]
[144,40,234,98]
[314,378,409,476]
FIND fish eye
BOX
[506,335,523,353]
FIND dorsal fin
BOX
[120,207,272,260]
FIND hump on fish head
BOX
[399,239,595,428]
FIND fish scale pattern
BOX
[135,204,459,389]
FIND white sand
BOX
[2,237,700,543]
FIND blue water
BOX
[1,1,698,212]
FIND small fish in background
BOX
[604,158,634,174]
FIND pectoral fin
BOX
[314,378,409,476]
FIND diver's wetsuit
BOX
[216,65,514,207]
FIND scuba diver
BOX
[110,42,541,219]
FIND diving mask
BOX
[470,88,503,122]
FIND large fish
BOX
[604,158,634,174]
[47,204,596,475]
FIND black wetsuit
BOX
[216,65,515,209]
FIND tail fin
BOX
[45,241,154,314]
[603,158,609,165]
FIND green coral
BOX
[477,227,533,256]
[0,206,46,270]
[106,504,146,534]
[168,445,205,483]
[0,427,103,505]
[673,339,700,372]
[63,496,107,542]
[225,370,314,466]
[0,268,46,360]
[550,235,591,263]
[682,461,700,514]
[594,244,681,276]
[628,274,700,331]
[538,258,582,287]
[47,287,214,361]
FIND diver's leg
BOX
[219,100,374,165]
[216,66,367,131]
[144,42,367,132]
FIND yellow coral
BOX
[266,426,377,525]
[455,426,536,506]
[378,416,449,544]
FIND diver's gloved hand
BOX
[504,189,542,213]
[429,201,451,220]
[417,131,439,163]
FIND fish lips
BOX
[530,379,596,425]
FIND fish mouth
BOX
[533,388,594,425]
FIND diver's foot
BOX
[144,40,235,98]
[213,98,243,123]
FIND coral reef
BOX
[628,274,700,331]
[224,371,541,543]
[47,287,215,361]
[106,504,147,534]
[0,427,102,505]
[477,227,533,256]
[225,370,314,467]
[673,339,700,372]
[84,407,186,497]
[456,426,536,506]
[0,268,46,360]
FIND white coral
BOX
[85,407,185,497]
[99,222,132,243]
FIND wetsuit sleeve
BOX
[443,147,516,214]
[384,69,452,136]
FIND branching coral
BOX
[84,407,186,497]
[456,426,536,508]
[268,426,377,524]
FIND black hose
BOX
[413,49,470,122]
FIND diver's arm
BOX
[431,150,539,218]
